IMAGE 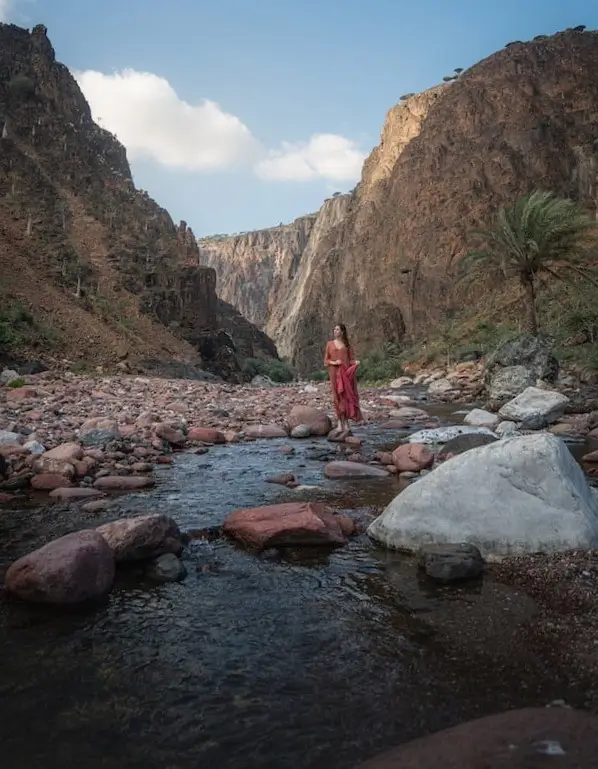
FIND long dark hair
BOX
[337,323,350,349]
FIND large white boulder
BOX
[367,433,598,559]
[498,386,569,425]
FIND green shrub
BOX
[308,369,328,382]
[242,356,295,383]
[357,342,404,383]
[7,377,25,388]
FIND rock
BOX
[407,426,497,444]
[266,473,296,486]
[6,385,37,401]
[487,365,535,406]
[290,424,311,439]
[97,514,182,562]
[302,384,318,393]
[148,553,187,582]
[31,473,73,491]
[498,386,570,425]
[324,461,390,479]
[367,433,598,558]
[440,433,498,456]
[32,456,75,479]
[389,406,429,420]
[350,707,598,769]
[495,420,518,437]
[4,530,115,605]
[187,427,226,444]
[392,444,434,472]
[251,375,275,387]
[1,368,20,385]
[389,376,413,389]
[80,429,120,447]
[23,440,45,454]
[245,424,288,439]
[485,333,559,383]
[463,408,499,428]
[287,405,332,436]
[0,430,22,445]
[80,418,120,439]
[82,499,114,513]
[427,378,459,397]
[582,450,598,463]
[49,487,105,501]
[223,501,350,549]
[42,442,83,462]
[418,543,484,582]
[154,423,186,446]
[93,475,155,491]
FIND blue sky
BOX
[3,0,598,236]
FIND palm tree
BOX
[460,190,598,335]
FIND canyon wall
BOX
[200,29,598,373]
[0,23,275,378]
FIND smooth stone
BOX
[324,461,390,479]
[148,553,187,582]
[418,543,484,582]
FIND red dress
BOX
[324,341,363,422]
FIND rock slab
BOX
[368,433,598,558]
[498,386,569,425]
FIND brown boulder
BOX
[43,442,84,462]
[351,707,598,769]
[93,475,155,491]
[31,473,73,491]
[287,405,332,436]
[187,427,226,444]
[96,514,182,562]
[4,530,115,605]
[154,423,186,445]
[223,502,351,549]
[392,443,434,472]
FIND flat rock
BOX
[187,426,226,444]
[31,473,73,491]
[351,707,598,769]
[42,442,84,461]
[93,475,155,491]
[368,433,598,558]
[97,514,182,562]
[245,424,288,439]
[463,408,499,428]
[408,425,497,444]
[49,487,105,501]
[418,543,484,582]
[4,530,115,605]
[324,461,390,479]
[223,501,351,549]
[498,386,570,425]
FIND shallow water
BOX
[0,394,595,769]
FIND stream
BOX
[0,393,596,769]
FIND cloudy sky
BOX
[2,0,597,235]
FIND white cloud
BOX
[75,68,366,183]
[255,134,366,182]
[75,69,260,172]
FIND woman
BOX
[324,323,363,436]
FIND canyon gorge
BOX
[200,28,598,374]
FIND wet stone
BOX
[418,543,484,583]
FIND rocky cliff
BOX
[0,23,276,379]
[200,28,598,373]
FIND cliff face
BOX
[200,29,598,373]
[0,23,275,379]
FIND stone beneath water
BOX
[407,425,497,444]
[148,553,187,582]
[4,530,115,605]
[350,707,598,769]
[418,543,484,582]
[368,433,598,558]
[223,501,354,549]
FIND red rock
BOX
[6,386,37,401]
[130,462,153,473]
[154,423,186,445]
[4,530,115,605]
[43,442,84,462]
[81,499,113,513]
[582,450,598,463]
[223,502,350,549]
[375,452,395,465]
[245,424,288,439]
[187,427,226,444]
[73,459,91,477]
[351,707,598,769]
[154,456,173,465]
[266,473,296,486]
[223,430,240,443]
[49,487,105,501]
[287,405,332,436]
[96,514,182,562]
[345,436,363,447]
[93,475,155,491]
[31,473,73,491]
[324,461,390,479]
[392,443,434,472]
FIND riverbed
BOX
[0,396,596,769]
